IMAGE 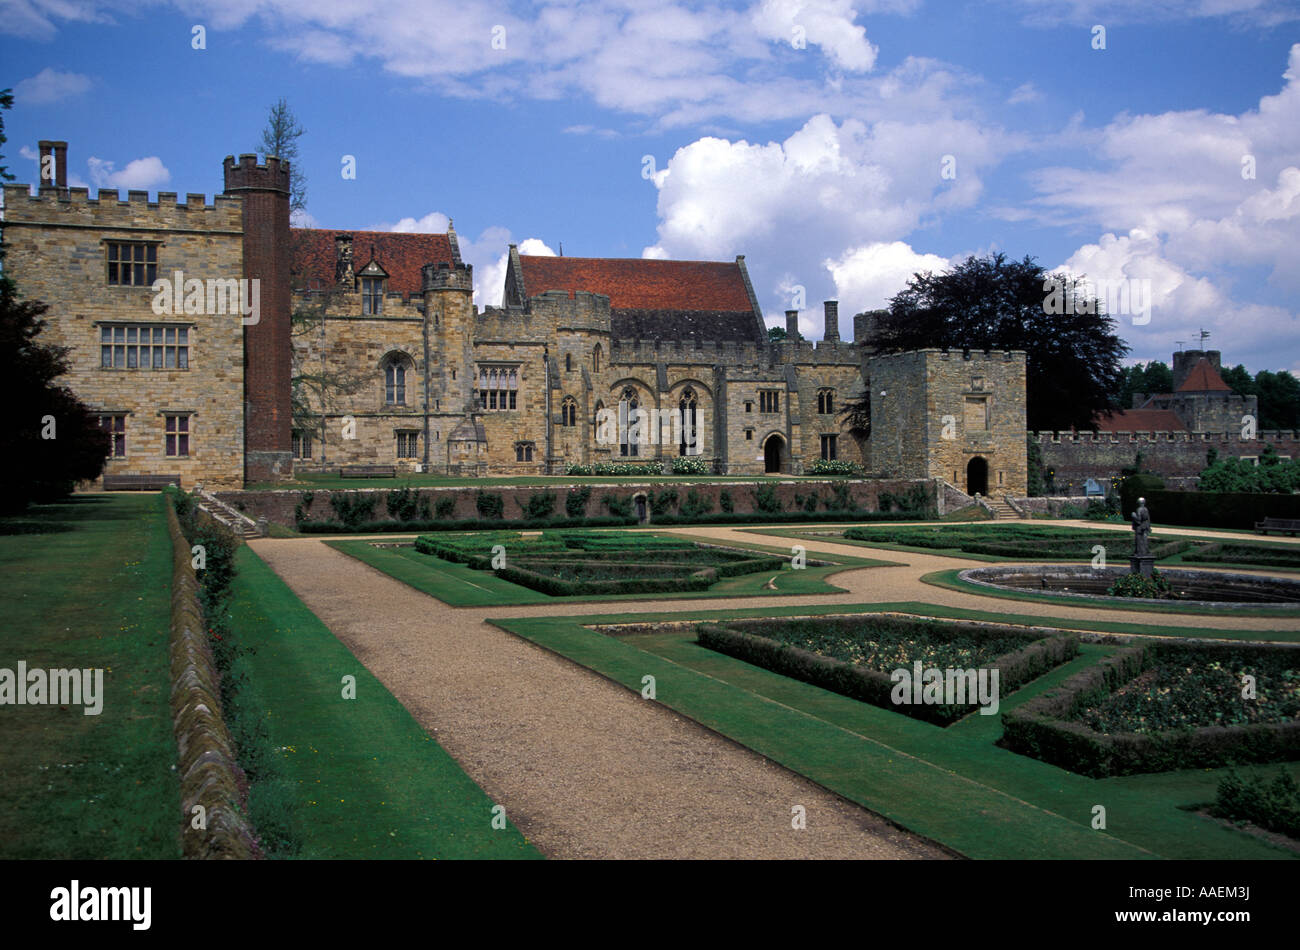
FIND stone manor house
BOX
[3,143,1029,494]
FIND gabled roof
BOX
[1176,357,1232,393]
[292,228,455,297]
[1091,409,1189,432]
[518,255,756,313]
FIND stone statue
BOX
[1131,497,1151,557]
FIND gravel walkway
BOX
[249,521,1299,859]
[250,538,952,860]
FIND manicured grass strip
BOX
[328,536,891,607]
[490,615,1147,859]
[493,613,1297,859]
[0,494,180,859]
[250,473,842,491]
[922,569,1300,619]
[228,546,540,859]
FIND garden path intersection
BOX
[249,520,1300,859]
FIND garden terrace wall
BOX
[214,478,934,528]
[1001,640,1300,777]
[165,499,261,859]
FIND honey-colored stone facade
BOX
[3,185,247,489]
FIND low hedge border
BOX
[299,509,927,533]
[491,563,716,596]
[1001,640,1300,777]
[695,617,1079,726]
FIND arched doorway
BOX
[764,434,785,474]
[966,456,989,496]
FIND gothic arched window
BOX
[679,387,698,456]
[384,355,409,406]
[619,387,639,457]
[561,396,577,427]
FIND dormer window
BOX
[358,256,388,315]
[361,277,384,315]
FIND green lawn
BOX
[225,545,540,859]
[490,601,1298,860]
[0,494,181,859]
[327,534,899,607]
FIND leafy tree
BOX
[1254,369,1300,431]
[1222,363,1254,396]
[767,325,803,343]
[859,253,1129,432]
[290,294,367,456]
[258,98,307,213]
[1118,360,1173,408]
[0,86,109,511]
[1197,446,1300,493]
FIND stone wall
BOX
[165,500,260,859]
[215,477,933,527]
[1035,429,1300,494]
[3,184,247,489]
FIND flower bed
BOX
[695,615,1079,726]
[1001,640,1300,777]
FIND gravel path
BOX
[248,521,1299,859]
[250,538,952,860]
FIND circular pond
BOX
[958,565,1300,608]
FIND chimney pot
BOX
[785,309,799,339]
[823,300,840,342]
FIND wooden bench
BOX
[102,474,182,491]
[1255,516,1300,535]
[338,465,397,479]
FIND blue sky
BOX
[3,0,1299,373]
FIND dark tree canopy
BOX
[767,325,803,343]
[1223,363,1300,431]
[867,253,1130,432]
[1118,360,1173,409]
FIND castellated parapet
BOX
[2,183,243,232]
[421,259,474,293]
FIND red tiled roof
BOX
[291,228,455,297]
[1176,357,1232,393]
[1091,409,1189,432]
[518,256,755,312]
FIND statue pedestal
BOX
[1129,556,1155,578]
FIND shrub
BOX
[603,494,633,519]
[329,492,377,529]
[1211,768,1300,840]
[719,489,734,513]
[679,488,713,519]
[793,491,819,513]
[565,486,592,518]
[671,456,710,475]
[648,487,678,517]
[1119,473,1166,520]
[434,496,456,519]
[385,485,427,522]
[823,480,856,512]
[522,492,557,520]
[752,482,782,513]
[294,490,315,525]
[1107,570,1173,599]
[565,464,593,476]
[1146,488,1300,530]
[475,490,505,520]
[879,484,931,515]
[806,458,863,477]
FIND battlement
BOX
[775,338,860,364]
[222,153,290,194]
[1,182,242,230]
[611,338,779,367]
[421,260,474,293]
[867,348,1025,366]
[1032,429,1300,446]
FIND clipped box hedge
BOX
[1001,640,1300,777]
[1146,489,1300,531]
[696,617,1079,726]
